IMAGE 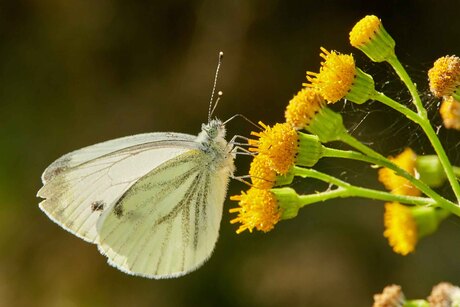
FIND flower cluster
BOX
[230,15,457,265]
[230,122,299,233]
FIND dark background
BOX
[1,1,460,306]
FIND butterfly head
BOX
[197,118,231,161]
[201,119,226,140]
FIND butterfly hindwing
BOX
[37,133,197,243]
[97,149,229,278]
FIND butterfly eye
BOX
[201,122,218,139]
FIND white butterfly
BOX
[37,53,236,278]
[37,119,235,278]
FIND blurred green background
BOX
[1,0,460,306]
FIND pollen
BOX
[383,202,418,256]
[229,188,281,234]
[439,96,460,130]
[249,122,298,175]
[378,148,421,196]
[285,88,325,130]
[428,55,460,98]
[349,15,381,47]
[305,47,356,103]
[249,154,277,189]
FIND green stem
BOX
[403,300,430,307]
[334,133,460,215]
[375,59,460,203]
[323,146,438,200]
[292,166,436,207]
[417,117,460,203]
[387,55,427,117]
[296,188,350,208]
[371,91,419,122]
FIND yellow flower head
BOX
[349,15,395,63]
[306,47,356,103]
[373,284,405,307]
[428,55,460,99]
[439,96,460,130]
[428,282,460,306]
[230,188,281,234]
[383,202,418,256]
[249,122,298,175]
[378,148,421,196]
[350,15,382,47]
[249,154,277,189]
[285,88,325,130]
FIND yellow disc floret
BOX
[230,188,281,234]
[383,202,418,256]
[349,15,395,63]
[378,148,421,196]
[249,122,298,175]
[440,96,460,130]
[306,47,356,103]
[285,88,325,129]
[249,154,277,189]
[428,55,460,98]
[349,15,382,47]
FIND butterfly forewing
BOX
[38,133,198,243]
[40,133,195,183]
[97,149,230,278]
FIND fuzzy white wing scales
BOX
[38,133,197,243]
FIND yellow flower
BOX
[230,188,281,234]
[378,148,421,196]
[249,122,298,175]
[428,55,460,99]
[285,88,325,130]
[373,284,405,307]
[383,202,418,256]
[349,15,395,63]
[249,154,277,189]
[439,96,460,130]
[350,15,382,48]
[305,48,375,104]
[306,48,356,103]
[384,202,447,256]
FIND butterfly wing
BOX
[97,149,232,278]
[37,132,197,243]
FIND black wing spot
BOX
[91,201,105,212]
[113,203,124,218]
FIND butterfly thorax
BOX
[196,119,234,173]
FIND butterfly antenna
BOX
[210,91,223,118]
[223,114,262,130]
[208,51,224,123]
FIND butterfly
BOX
[37,53,236,278]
